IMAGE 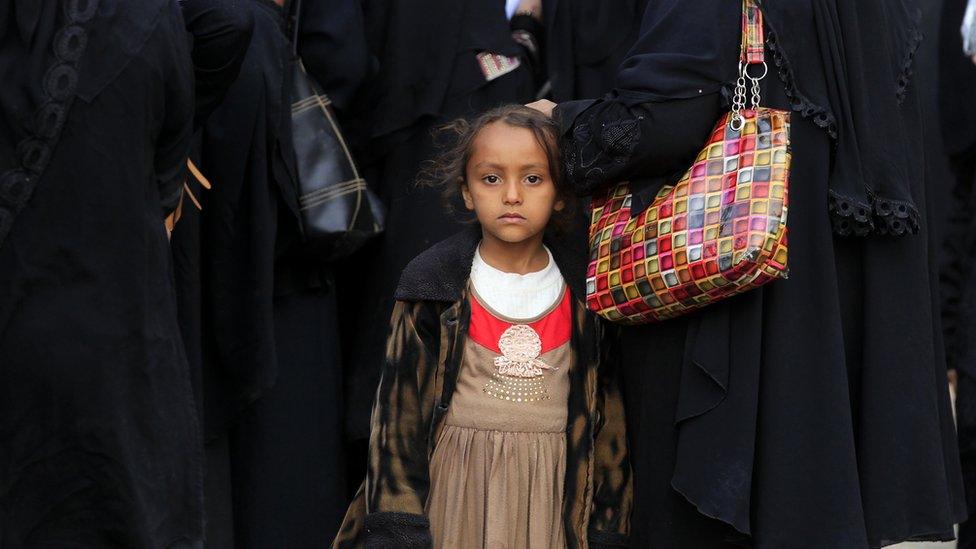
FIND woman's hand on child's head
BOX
[526,99,556,118]
[516,0,543,21]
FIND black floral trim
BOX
[0,171,33,207]
[765,29,838,139]
[562,122,584,182]
[828,189,920,237]
[0,0,100,247]
[563,105,641,196]
[565,117,608,190]
[765,25,921,238]
[871,192,920,236]
[896,9,924,104]
[599,119,639,165]
[828,190,875,237]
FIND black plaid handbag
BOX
[288,0,384,261]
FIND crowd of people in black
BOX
[2,0,976,547]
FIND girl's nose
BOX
[503,180,523,205]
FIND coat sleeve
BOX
[587,324,634,549]
[364,300,437,548]
[510,13,547,88]
[297,0,372,114]
[180,0,254,128]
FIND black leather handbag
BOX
[288,0,384,261]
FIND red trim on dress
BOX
[468,290,572,355]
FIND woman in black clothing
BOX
[171,0,372,545]
[225,0,371,545]
[533,0,966,546]
[0,0,249,546]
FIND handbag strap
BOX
[741,0,765,65]
[730,0,768,130]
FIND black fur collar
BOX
[394,224,588,303]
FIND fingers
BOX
[525,99,556,117]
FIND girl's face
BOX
[461,121,564,246]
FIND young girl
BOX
[332,105,632,549]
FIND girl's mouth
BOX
[499,213,527,223]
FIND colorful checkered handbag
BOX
[586,0,790,324]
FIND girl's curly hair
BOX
[419,104,575,227]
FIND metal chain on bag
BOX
[731,0,768,131]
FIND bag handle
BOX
[730,0,768,130]
[741,0,765,66]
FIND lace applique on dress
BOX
[484,324,557,403]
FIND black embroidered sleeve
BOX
[553,93,724,205]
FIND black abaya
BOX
[0,1,203,545]
[230,289,345,547]
[554,0,966,546]
[171,0,366,545]
[938,1,976,546]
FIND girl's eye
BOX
[483,175,501,184]
[525,175,543,185]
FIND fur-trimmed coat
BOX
[332,227,633,548]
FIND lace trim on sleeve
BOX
[765,29,838,139]
[0,0,100,248]
[828,189,921,237]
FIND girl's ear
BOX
[553,198,565,212]
[460,179,475,211]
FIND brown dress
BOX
[426,288,572,549]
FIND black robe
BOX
[0,0,246,545]
[171,0,369,545]
[339,0,546,440]
[938,1,976,547]
[543,0,649,102]
[554,0,966,546]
